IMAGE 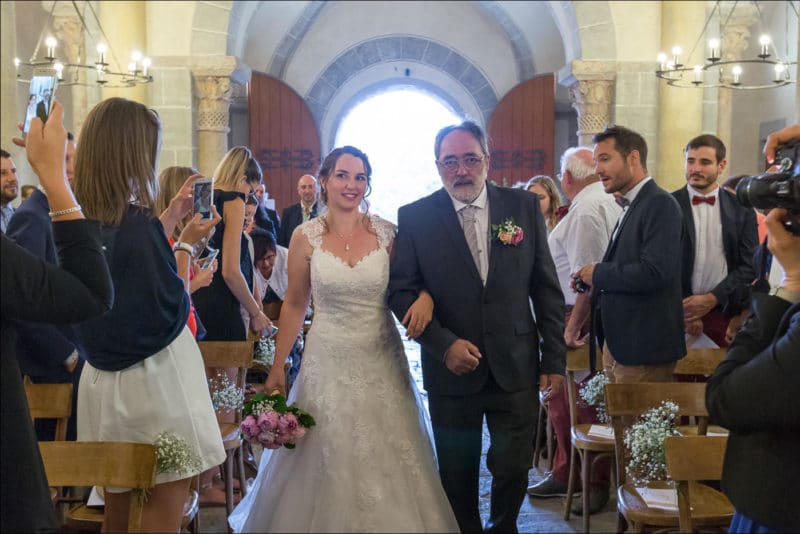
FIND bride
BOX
[229,146,459,533]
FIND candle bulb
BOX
[96,43,107,65]
[142,57,151,77]
[13,57,20,70]
[45,36,57,60]
[657,52,667,71]
[732,65,742,85]
[758,35,771,58]
[54,62,64,81]
[693,65,703,83]
[708,38,720,61]
[774,63,786,82]
[128,62,137,75]
[96,65,106,83]
[671,45,682,67]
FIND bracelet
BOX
[49,205,82,218]
[172,241,193,255]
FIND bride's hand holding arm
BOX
[402,289,433,339]
[264,227,313,397]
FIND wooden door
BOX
[249,73,321,214]
[487,74,555,187]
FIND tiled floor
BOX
[199,326,619,532]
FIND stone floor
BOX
[197,327,619,533]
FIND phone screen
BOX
[23,74,57,134]
[200,248,219,270]
[193,180,213,218]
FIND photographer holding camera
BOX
[706,124,800,532]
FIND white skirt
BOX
[78,327,226,487]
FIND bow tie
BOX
[615,196,631,209]
[692,196,716,206]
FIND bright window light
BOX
[334,89,462,223]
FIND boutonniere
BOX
[492,218,524,246]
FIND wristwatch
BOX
[770,286,800,304]
[172,241,193,255]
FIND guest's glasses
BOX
[436,155,486,172]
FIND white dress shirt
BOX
[688,185,727,295]
[548,181,622,304]
[449,185,490,284]
[610,176,652,242]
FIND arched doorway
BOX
[333,88,462,223]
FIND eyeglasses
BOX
[436,155,486,172]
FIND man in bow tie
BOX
[671,134,757,347]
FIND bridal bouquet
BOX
[240,392,316,449]
[623,400,680,484]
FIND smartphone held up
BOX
[193,177,213,219]
[23,69,58,134]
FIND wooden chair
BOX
[39,441,156,533]
[664,435,733,533]
[605,382,725,532]
[562,346,616,532]
[674,348,726,377]
[532,396,554,471]
[198,340,254,522]
[24,379,73,442]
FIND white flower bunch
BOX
[250,398,276,416]
[254,337,276,366]
[208,370,244,412]
[579,372,610,423]
[623,400,680,485]
[154,431,202,475]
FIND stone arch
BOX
[306,35,498,127]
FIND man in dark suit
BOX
[6,133,83,441]
[277,174,319,246]
[672,134,757,347]
[254,183,281,238]
[389,121,566,533]
[574,125,685,383]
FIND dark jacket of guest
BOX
[706,294,800,531]
[254,204,279,239]
[1,220,113,533]
[278,201,318,247]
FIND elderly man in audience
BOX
[277,174,319,247]
[574,125,685,383]
[527,147,622,514]
[672,134,757,348]
[6,132,83,441]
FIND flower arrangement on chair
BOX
[623,400,681,485]
[207,370,244,413]
[154,431,202,476]
[240,393,315,450]
[578,372,610,423]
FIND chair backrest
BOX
[39,441,156,532]
[24,380,73,441]
[198,341,254,424]
[605,382,709,485]
[664,435,729,533]
[564,346,591,427]
[673,348,726,377]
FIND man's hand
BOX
[725,310,749,344]
[766,209,800,292]
[764,124,800,165]
[444,339,481,375]
[564,327,587,349]
[684,318,704,337]
[539,374,565,402]
[683,293,717,322]
[573,263,596,288]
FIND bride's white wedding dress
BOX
[229,216,458,533]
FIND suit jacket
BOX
[593,179,686,365]
[1,221,112,533]
[253,205,277,238]
[278,201,318,247]
[388,184,566,396]
[6,189,80,381]
[706,295,800,530]
[672,186,757,313]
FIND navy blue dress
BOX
[193,190,253,341]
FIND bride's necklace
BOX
[326,216,357,251]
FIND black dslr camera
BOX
[736,141,800,235]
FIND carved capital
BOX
[52,15,83,64]
[193,75,232,133]
[719,2,759,59]
[568,78,615,144]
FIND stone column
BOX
[567,61,616,147]
[716,2,760,158]
[656,0,706,192]
[193,73,232,177]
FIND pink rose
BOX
[259,430,281,449]
[279,413,299,433]
[511,228,524,245]
[240,415,258,438]
[292,426,307,440]
[258,410,279,432]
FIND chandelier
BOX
[655,0,797,90]
[13,0,152,88]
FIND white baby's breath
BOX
[154,431,202,475]
[254,337,276,366]
[208,370,244,412]
[579,372,610,423]
[623,400,680,485]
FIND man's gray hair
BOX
[560,146,595,182]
